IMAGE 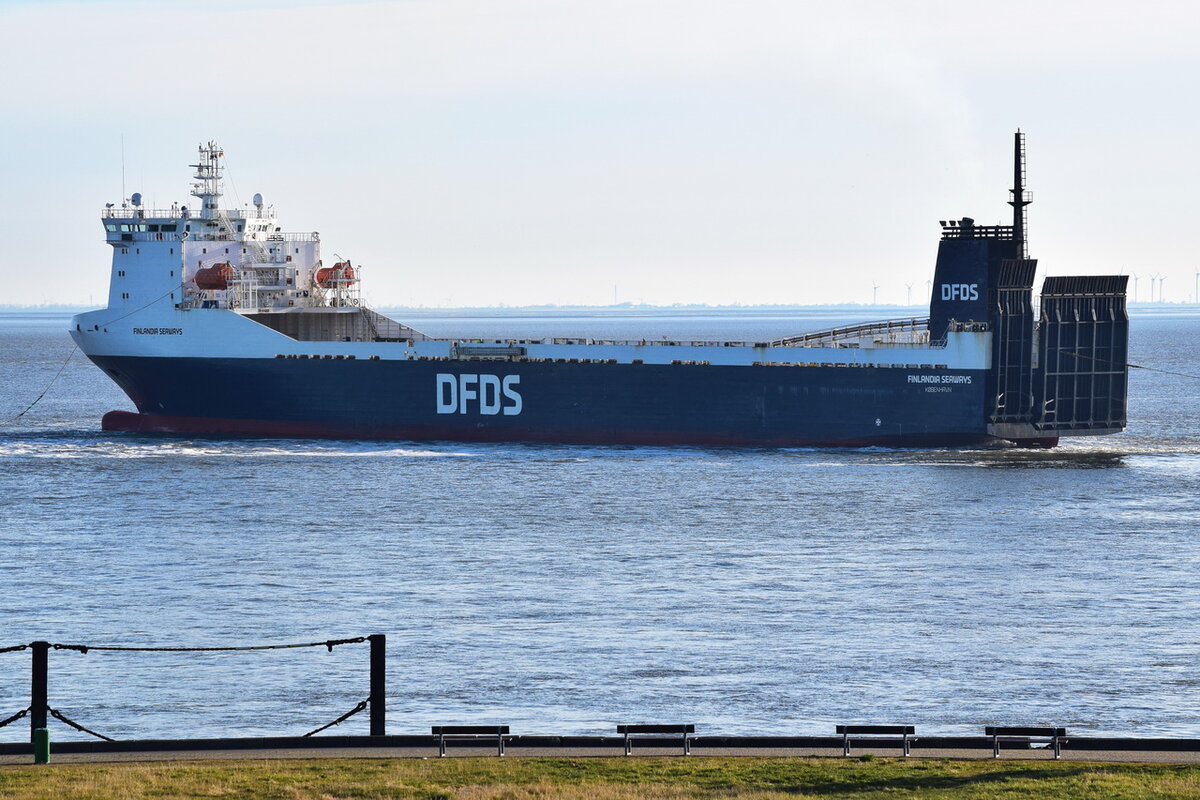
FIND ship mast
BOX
[190,141,224,220]
[1008,130,1031,258]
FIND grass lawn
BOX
[3,756,1200,799]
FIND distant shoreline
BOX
[3,303,1197,316]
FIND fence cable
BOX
[302,699,370,737]
[0,707,29,729]
[3,638,373,740]
[51,636,367,654]
[48,707,115,741]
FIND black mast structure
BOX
[1008,130,1032,258]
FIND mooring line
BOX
[1063,350,1200,380]
[10,284,225,424]
[90,285,182,329]
[10,344,79,421]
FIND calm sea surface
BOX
[1,309,1198,742]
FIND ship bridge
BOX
[98,142,409,324]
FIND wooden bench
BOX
[835,725,916,757]
[985,726,1066,759]
[431,725,510,757]
[617,724,695,756]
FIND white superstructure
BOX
[72,142,991,371]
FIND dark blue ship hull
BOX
[91,355,1005,447]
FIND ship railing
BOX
[184,231,318,243]
[939,223,1015,240]
[769,318,931,348]
[102,208,182,220]
[947,321,990,333]
[545,337,762,348]
[266,232,320,242]
[101,207,278,221]
[104,230,316,245]
[220,208,276,221]
[362,308,433,341]
[494,327,944,349]
[106,232,187,244]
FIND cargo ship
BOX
[71,133,1128,447]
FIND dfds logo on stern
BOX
[940,283,979,301]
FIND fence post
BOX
[368,634,385,736]
[30,641,49,744]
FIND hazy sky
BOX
[2,0,1198,307]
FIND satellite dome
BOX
[131,192,143,207]
[253,193,263,207]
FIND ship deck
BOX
[243,308,962,350]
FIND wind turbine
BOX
[872,283,879,306]
[906,283,913,306]
[1131,273,1139,303]
[1159,275,1167,302]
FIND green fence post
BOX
[33,727,49,764]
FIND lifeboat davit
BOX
[194,262,236,290]
[315,261,357,289]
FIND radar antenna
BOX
[1008,130,1032,258]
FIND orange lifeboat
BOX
[194,262,236,290]
[315,261,357,289]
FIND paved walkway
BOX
[5,745,1200,765]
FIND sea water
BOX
[0,309,1198,741]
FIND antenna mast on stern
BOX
[1008,130,1032,258]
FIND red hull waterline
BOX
[100,410,1059,449]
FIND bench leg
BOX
[498,735,505,757]
[683,736,691,756]
[1053,736,1060,760]
[439,734,446,758]
[903,734,910,757]
[993,736,999,759]
[843,733,850,757]
[624,735,631,756]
